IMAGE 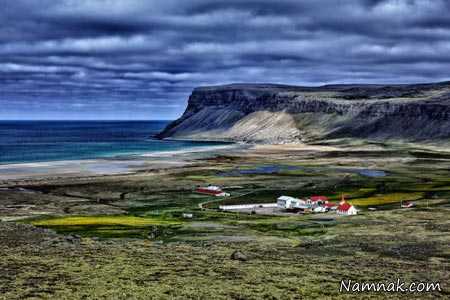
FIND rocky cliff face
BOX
[157,82,450,143]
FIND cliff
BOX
[157,82,450,143]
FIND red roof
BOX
[310,195,328,202]
[324,202,337,208]
[337,202,352,212]
[196,188,222,195]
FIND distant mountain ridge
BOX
[157,81,450,143]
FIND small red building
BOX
[195,186,230,197]
[310,195,328,202]
[401,201,415,208]
[307,195,329,206]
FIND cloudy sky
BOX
[1,0,450,120]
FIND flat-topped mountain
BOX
[157,81,450,143]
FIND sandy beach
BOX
[0,144,243,182]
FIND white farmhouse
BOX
[277,196,307,209]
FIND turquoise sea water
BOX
[0,121,227,164]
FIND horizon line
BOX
[0,119,175,122]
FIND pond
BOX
[336,168,387,177]
[218,164,302,176]
[358,169,387,177]
[217,164,387,178]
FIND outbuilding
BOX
[277,196,307,210]
[324,202,338,211]
[196,186,230,197]
[307,195,329,206]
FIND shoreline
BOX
[139,143,243,157]
[2,139,449,183]
[0,143,245,182]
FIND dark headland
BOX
[158,81,450,143]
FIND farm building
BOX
[310,195,328,202]
[277,196,308,210]
[401,201,415,208]
[324,202,338,210]
[196,186,230,197]
[307,195,329,206]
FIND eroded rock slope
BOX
[158,82,450,143]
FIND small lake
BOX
[336,168,387,177]
[358,169,386,177]
[218,164,387,178]
[218,165,302,176]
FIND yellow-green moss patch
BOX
[32,215,180,227]
[349,192,424,206]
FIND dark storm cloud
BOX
[1,0,449,119]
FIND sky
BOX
[1,0,450,120]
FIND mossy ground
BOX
[1,208,449,299]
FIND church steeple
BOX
[340,193,346,205]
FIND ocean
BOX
[0,121,226,164]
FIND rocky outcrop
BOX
[157,82,450,143]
